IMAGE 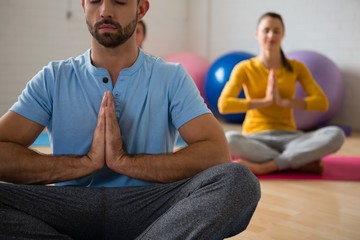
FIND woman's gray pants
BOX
[226,126,345,170]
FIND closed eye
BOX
[115,0,127,4]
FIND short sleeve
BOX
[168,64,211,129]
[10,63,55,127]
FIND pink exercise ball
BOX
[286,50,344,130]
[166,52,209,99]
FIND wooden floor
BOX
[222,122,360,240]
[32,125,360,240]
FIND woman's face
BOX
[256,16,284,51]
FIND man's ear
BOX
[137,0,150,21]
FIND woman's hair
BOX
[257,12,293,72]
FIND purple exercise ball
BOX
[286,50,344,130]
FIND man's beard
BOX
[87,16,138,48]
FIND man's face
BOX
[84,0,139,48]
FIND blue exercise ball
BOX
[205,51,255,123]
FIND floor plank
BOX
[227,181,360,240]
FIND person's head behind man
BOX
[136,20,146,48]
[81,0,149,49]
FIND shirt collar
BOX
[85,48,145,76]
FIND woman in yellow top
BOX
[218,12,345,175]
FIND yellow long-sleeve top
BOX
[218,57,329,134]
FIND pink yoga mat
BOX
[256,156,360,181]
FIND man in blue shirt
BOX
[0,0,260,239]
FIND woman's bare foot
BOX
[233,159,278,175]
[234,158,323,175]
[295,160,324,174]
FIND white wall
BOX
[1,0,359,130]
[0,0,90,115]
[142,0,188,57]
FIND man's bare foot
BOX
[295,160,324,174]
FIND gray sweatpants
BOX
[0,163,260,240]
[226,126,345,170]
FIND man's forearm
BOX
[108,140,231,183]
[0,142,99,185]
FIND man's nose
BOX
[100,0,114,18]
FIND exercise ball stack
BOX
[287,50,344,130]
[204,51,255,123]
[165,52,209,100]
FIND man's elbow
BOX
[214,142,232,164]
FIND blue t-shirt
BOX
[10,49,211,187]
